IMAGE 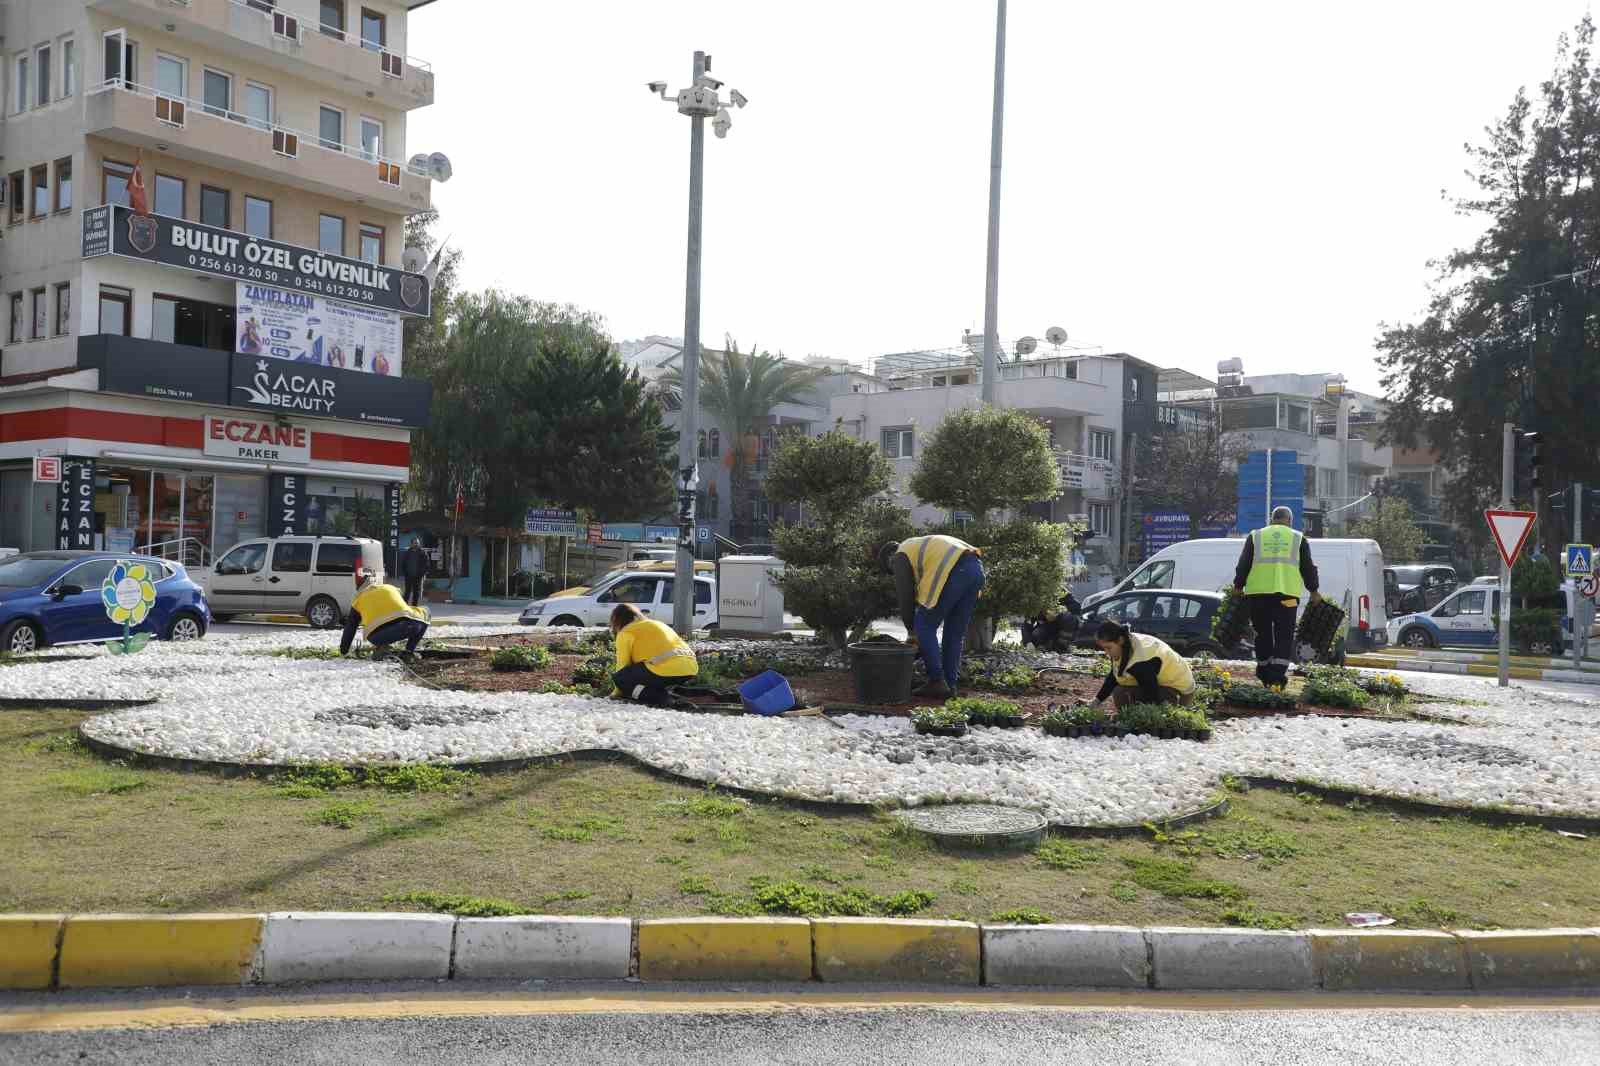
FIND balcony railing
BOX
[226,0,433,73]
[1057,451,1114,495]
[89,78,429,185]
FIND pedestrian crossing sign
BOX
[1565,543,1594,577]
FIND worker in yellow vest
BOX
[1087,620,1196,710]
[879,534,986,699]
[340,566,430,659]
[1232,506,1320,689]
[609,603,698,706]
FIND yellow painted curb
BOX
[1456,929,1600,990]
[1309,929,1468,991]
[636,918,811,982]
[812,918,980,984]
[0,914,63,989]
[1463,664,1544,680]
[58,914,263,989]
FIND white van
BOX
[205,536,386,628]
[1086,537,1389,651]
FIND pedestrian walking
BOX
[401,537,428,607]
[879,535,986,700]
[1233,506,1320,689]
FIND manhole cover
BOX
[894,803,1048,851]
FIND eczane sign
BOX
[205,415,312,463]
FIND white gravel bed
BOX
[3,633,1594,826]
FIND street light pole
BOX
[980,0,1007,405]
[671,50,709,637]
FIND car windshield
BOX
[0,555,71,587]
[1389,566,1427,585]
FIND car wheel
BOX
[306,596,342,630]
[164,611,205,642]
[0,619,41,654]
[1400,627,1435,649]
[549,615,583,628]
[1188,641,1225,658]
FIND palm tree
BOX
[662,337,828,543]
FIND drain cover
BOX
[895,803,1048,851]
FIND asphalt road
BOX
[2,983,1596,1066]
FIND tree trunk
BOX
[966,614,995,654]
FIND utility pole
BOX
[1498,421,1512,687]
[979,0,1007,404]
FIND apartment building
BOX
[0,0,438,571]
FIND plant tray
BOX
[914,723,968,738]
[1041,723,1211,742]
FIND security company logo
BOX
[234,359,337,416]
[400,275,424,310]
[126,213,158,254]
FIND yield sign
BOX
[1484,509,1538,569]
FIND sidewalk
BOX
[1349,646,1600,687]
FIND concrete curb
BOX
[4,914,1597,994]
[1348,653,1600,686]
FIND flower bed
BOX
[1040,702,1212,741]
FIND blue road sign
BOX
[697,525,711,542]
[1565,543,1593,577]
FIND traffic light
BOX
[1527,432,1544,493]
[1514,430,1544,503]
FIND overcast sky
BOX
[408,1,1593,395]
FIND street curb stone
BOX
[0,914,64,990]
[257,912,455,983]
[1310,929,1470,991]
[58,914,262,989]
[453,917,632,981]
[982,924,1149,988]
[636,918,811,982]
[812,918,980,984]
[1148,927,1316,991]
[1455,928,1600,991]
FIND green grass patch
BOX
[991,907,1053,925]
[1220,903,1299,930]
[384,890,531,917]
[1035,838,1102,871]
[50,766,149,797]
[312,800,377,828]
[274,763,471,795]
[1123,856,1246,901]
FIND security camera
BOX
[712,108,732,138]
[728,88,748,109]
[647,80,667,95]
[697,74,724,91]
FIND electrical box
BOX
[717,554,785,636]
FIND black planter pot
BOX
[1194,728,1213,742]
[1089,724,1104,736]
[916,723,968,738]
[997,715,1027,729]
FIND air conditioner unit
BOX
[272,12,301,41]
[154,95,185,127]
[380,51,403,78]
[272,129,298,157]
[377,161,400,187]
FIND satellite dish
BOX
[408,153,431,172]
[1015,336,1038,356]
[1045,326,1068,346]
[428,152,453,183]
[402,247,427,273]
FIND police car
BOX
[1386,584,1503,650]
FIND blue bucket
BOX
[738,670,796,716]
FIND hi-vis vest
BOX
[1113,632,1196,695]
[1242,525,1306,599]
[352,582,427,634]
[614,619,697,678]
[899,535,978,609]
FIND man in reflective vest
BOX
[340,566,430,659]
[1232,506,1320,689]
[880,534,986,699]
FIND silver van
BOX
[205,536,386,627]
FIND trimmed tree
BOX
[765,430,911,647]
[1348,498,1426,564]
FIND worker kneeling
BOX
[340,567,430,659]
[610,603,698,706]
[1088,620,1196,711]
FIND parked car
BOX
[1383,565,1457,617]
[203,536,385,628]
[1072,588,1247,658]
[1387,585,1504,650]
[553,559,717,599]
[520,569,718,630]
[1471,574,1500,586]
[0,551,210,653]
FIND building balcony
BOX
[86,79,430,215]
[87,0,435,111]
[1057,451,1113,497]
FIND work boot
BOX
[912,679,953,701]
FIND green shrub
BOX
[490,644,552,672]
[1302,665,1368,709]
[991,908,1053,925]
[912,705,967,730]
[1221,684,1298,710]
[1510,608,1563,654]
[1361,672,1408,699]
[944,695,1022,725]
[571,654,613,688]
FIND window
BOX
[244,195,272,238]
[271,542,312,573]
[599,577,657,605]
[200,185,229,228]
[98,286,131,336]
[155,52,186,100]
[35,44,50,107]
[1319,468,1339,498]
[30,288,45,339]
[202,68,231,118]
[1283,402,1309,434]
[102,160,133,207]
[314,543,361,575]
[61,39,75,97]
[319,213,344,254]
[1088,502,1112,538]
[360,8,387,50]
[6,172,21,223]
[318,105,343,150]
[15,53,29,113]
[8,293,21,343]
[1089,429,1114,461]
[214,543,266,576]
[244,81,272,129]
[54,158,71,212]
[247,0,277,11]
[1131,559,1174,590]
[1454,590,1487,616]
[1126,373,1141,402]
[709,428,720,456]
[358,222,383,264]
[697,429,707,459]
[61,559,118,591]
[881,426,914,459]
[102,31,136,88]
[29,165,48,218]
[1102,595,1146,624]
[54,283,70,336]
[359,116,383,161]
[321,1,346,37]
[153,295,236,350]
[154,173,184,218]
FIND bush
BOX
[1510,607,1563,654]
[906,406,1061,520]
[571,654,613,688]
[1301,665,1368,709]
[771,498,913,649]
[945,695,1022,725]
[1221,684,1298,710]
[912,705,967,729]
[490,644,552,672]
[1362,672,1408,698]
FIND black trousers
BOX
[370,617,428,654]
[403,576,423,607]
[612,663,692,706]
[1248,595,1299,685]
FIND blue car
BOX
[0,551,211,654]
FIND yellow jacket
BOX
[352,583,427,633]
[613,619,697,678]
[898,535,979,609]
[1112,633,1195,695]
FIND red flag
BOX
[129,151,149,216]
[454,488,465,520]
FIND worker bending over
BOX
[1088,620,1196,710]
[1233,505,1320,690]
[610,603,697,706]
[880,534,986,700]
[340,567,430,659]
